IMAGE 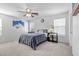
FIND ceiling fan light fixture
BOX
[26,13,31,17]
[26,8,31,13]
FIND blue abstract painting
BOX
[12,19,24,28]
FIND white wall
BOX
[0,13,28,43]
[72,14,79,55]
[30,12,69,43]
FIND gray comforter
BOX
[19,33,47,50]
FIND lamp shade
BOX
[48,28,54,33]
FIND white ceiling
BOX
[0,3,71,17]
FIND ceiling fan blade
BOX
[17,11,26,13]
[32,13,38,15]
[31,14,34,17]
[23,14,26,17]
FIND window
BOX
[54,18,66,35]
[29,22,35,32]
[0,18,2,35]
[24,21,28,32]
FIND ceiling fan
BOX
[17,8,38,17]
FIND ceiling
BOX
[0,3,71,17]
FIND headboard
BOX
[37,29,48,33]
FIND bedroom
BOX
[0,3,73,56]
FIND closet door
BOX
[72,14,79,55]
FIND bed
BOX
[19,33,47,50]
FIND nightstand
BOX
[47,32,58,43]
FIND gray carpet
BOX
[0,41,72,56]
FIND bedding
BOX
[19,33,47,50]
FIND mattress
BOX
[19,33,47,50]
